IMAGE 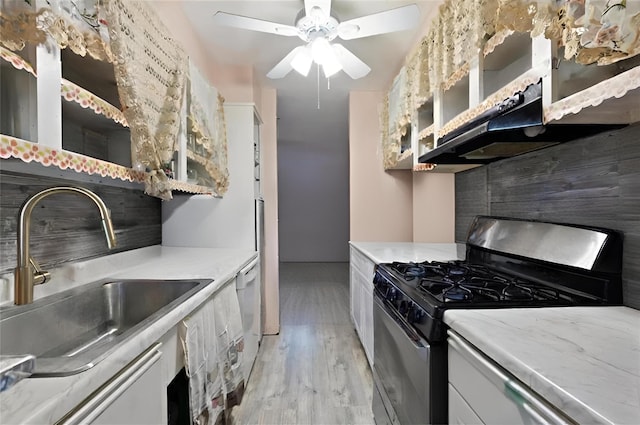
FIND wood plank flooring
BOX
[230,263,374,425]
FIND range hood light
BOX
[524,125,546,137]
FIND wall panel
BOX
[455,123,640,309]
[0,170,161,273]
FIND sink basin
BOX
[0,278,212,377]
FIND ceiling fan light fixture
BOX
[322,56,341,78]
[291,45,313,76]
[311,37,332,64]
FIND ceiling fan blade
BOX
[267,46,306,79]
[332,44,371,79]
[304,0,332,19]
[213,11,298,37]
[337,4,420,40]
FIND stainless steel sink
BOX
[0,278,212,377]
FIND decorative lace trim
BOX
[414,163,437,172]
[419,124,435,141]
[443,63,471,92]
[0,135,145,182]
[103,0,188,200]
[0,46,36,77]
[483,29,515,57]
[438,69,544,139]
[496,0,640,66]
[167,179,214,196]
[187,61,229,195]
[0,4,113,62]
[61,79,128,127]
[544,66,640,123]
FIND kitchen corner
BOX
[0,245,256,424]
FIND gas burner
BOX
[502,284,533,300]
[443,285,472,302]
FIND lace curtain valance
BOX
[188,60,229,195]
[498,0,640,66]
[0,0,112,62]
[103,0,187,200]
[383,0,640,169]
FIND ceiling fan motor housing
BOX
[294,8,339,42]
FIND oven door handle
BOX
[374,293,426,349]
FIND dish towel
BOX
[180,302,225,425]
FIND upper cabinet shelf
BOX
[1,1,229,198]
[382,0,640,173]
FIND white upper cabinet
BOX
[381,0,640,173]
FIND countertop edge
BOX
[0,245,257,424]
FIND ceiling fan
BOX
[213,0,420,80]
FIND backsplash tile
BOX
[0,170,162,274]
[455,123,640,309]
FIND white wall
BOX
[277,90,350,262]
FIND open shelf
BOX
[483,31,533,100]
[62,99,131,167]
[1,47,38,143]
[61,48,120,108]
[441,76,470,126]
[60,49,131,167]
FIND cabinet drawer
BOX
[449,384,483,425]
[350,247,375,280]
[448,331,572,425]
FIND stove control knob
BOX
[408,307,425,324]
[386,287,397,301]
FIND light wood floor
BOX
[230,262,374,425]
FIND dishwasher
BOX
[236,257,261,381]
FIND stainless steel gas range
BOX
[371,216,623,425]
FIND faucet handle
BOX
[29,257,50,285]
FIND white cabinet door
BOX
[60,344,165,425]
[349,247,375,366]
[449,384,483,425]
[448,331,571,425]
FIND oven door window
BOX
[373,295,430,425]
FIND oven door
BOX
[373,293,431,425]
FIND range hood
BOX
[418,81,625,165]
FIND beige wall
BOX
[259,88,279,334]
[412,173,455,242]
[156,3,280,333]
[349,91,413,242]
[154,2,254,103]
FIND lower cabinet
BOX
[447,331,572,425]
[58,344,165,424]
[349,246,375,366]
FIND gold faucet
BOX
[14,186,117,305]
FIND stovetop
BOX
[372,216,624,343]
[385,260,579,304]
[373,259,604,343]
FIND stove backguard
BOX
[465,216,623,304]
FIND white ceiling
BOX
[180,0,441,146]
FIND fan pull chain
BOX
[317,63,320,110]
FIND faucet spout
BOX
[14,186,117,305]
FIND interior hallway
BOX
[231,262,374,424]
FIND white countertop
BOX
[349,241,464,263]
[0,245,257,424]
[444,306,640,425]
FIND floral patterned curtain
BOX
[188,60,229,195]
[0,0,112,61]
[498,0,640,65]
[102,0,187,200]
